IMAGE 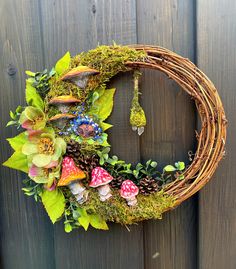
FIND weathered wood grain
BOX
[1,0,235,268]
[39,1,143,269]
[136,0,198,268]
[0,1,55,269]
[197,1,236,268]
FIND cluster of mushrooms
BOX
[48,65,139,206]
[48,66,99,128]
[57,156,139,206]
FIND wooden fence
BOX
[0,0,235,268]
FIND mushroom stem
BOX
[98,184,112,201]
[73,76,89,89]
[69,182,88,204]
[57,118,68,129]
[126,196,138,206]
[58,104,70,113]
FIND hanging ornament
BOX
[129,70,147,135]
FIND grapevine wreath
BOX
[3,45,227,232]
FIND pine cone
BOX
[66,140,99,173]
[77,154,99,174]
[66,140,81,158]
[137,176,159,195]
[110,176,125,189]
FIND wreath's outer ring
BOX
[125,45,227,208]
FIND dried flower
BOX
[19,106,46,130]
[22,129,66,168]
[29,164,61,188]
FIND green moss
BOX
[71,45,147,91]
[46,77,88,101]
[46,106,61,118]
[46,45,147,105]
[130,71,147,128]
[80,189,175,225]
[130,104,147,127]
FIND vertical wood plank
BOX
[197,1,236,268]
[136,0,198,268]
[0,1,55,269]
[39,1,144,268]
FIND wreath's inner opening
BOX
[107,68,198,169]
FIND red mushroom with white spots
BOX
[120,180,139,206]
[89,167,113,201]
[57,157,88,204]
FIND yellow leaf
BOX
[55,51,71,75]
[41,189,65,224]
[3,152,28,173]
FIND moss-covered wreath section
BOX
[80,189,175,224]
[46,45,147,103]
[72,45,147,86]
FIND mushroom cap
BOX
[48,95,81,105]
[57,157,86,186]
[120,180,139,199]
[48,113,76,121]
[89,167,113,187]
[60,66,99,81]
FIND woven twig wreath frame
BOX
[3,44,227,230]
[126,45,227,207]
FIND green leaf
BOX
[3,152,29,173]
[100,140,110,147]
[103,153,109,160]
[112,155,118,161]
[89,214,108,230]
[25,70,36,77]
[64,223,73,233]
[6,120,16,127]
[87,139,95,145]
[55,51,71,75]
[133,170,139,178]
[25,191,35,196]
[89,88,116,121]
[49,68,56,77]
[99,133,110,147]
[150,161,157,168]
[175,161,185,171]
[41,189,65,224]
[102,147,110,154]
[164,165,176,172]
[10,111,16,119]
[16,105,23,113]
[7,132,27,151]
[22,187,33,192]
[99,157,105,166]
[100,122,113,131]
[26,81,44,110]
[136,163,143,170]
[77,208,90,231]
[92,91,100,104]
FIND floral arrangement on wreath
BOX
[3,45,186,233]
